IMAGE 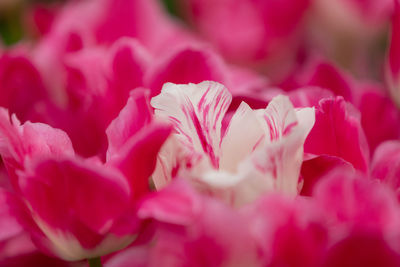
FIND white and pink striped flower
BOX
[151,81,315,206]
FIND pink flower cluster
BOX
[1,0,400,266]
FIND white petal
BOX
[257,95,298,142]
[295,107,316,140]
[151,81,232,168]
[220,102,265,173]
[250,103,315,195]
[194,166,274,208]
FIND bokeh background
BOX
[0,0,390,83]
[1,0,179,46]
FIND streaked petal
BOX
[258,95,299,142]
[151,81,232,169]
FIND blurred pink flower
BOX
[313,168,400,267]
[177,0,311,77]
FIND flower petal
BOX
[107,121,171,200]
[106,89,153,161]
[151,81,232,169]
[19,157,131,236]
[145,47,226,97]
[304,97,369,173]
[220,101,265,173]
[248,95,315,195]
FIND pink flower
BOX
[151,81,315,206]
[18,156,137,261]
[0,89,171,260]
[47,38,151,158]
[313,169,400,235]
[243,194,329,267]
[177,0,311,74]
[312,169,400,267]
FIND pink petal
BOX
[49,38,150,158]
[109,38,150,97]
[300,155,354,196]
[0,110,74,162]
[304,62,354,101]
[0,52,49,122]
[106,89,153,160]
[244,194,328,267]
[372,140,400,197]
[145,47,226,97]
[0,190,23,242]
[27,4,58,36]
[21,122,75,159]
[304,97,370,173]
[288,86,334,108]
[107,122,171,200]
[0,109,74,191]
[0,250,80,267]
[322,233,400,267]
[138,179,201,225]
[182,0,309,66]
[358,87,400,152]
[105,245,149,267]
[94,0,174,50]
[19,157,131,240]
[138,179,259,266]
[313,169,400,233]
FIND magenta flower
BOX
[0,90,171,261]
[177,0,311,73]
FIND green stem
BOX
[88,257,102,267]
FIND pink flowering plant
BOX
[1,0,400,266]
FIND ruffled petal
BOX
[151,81,232,169]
